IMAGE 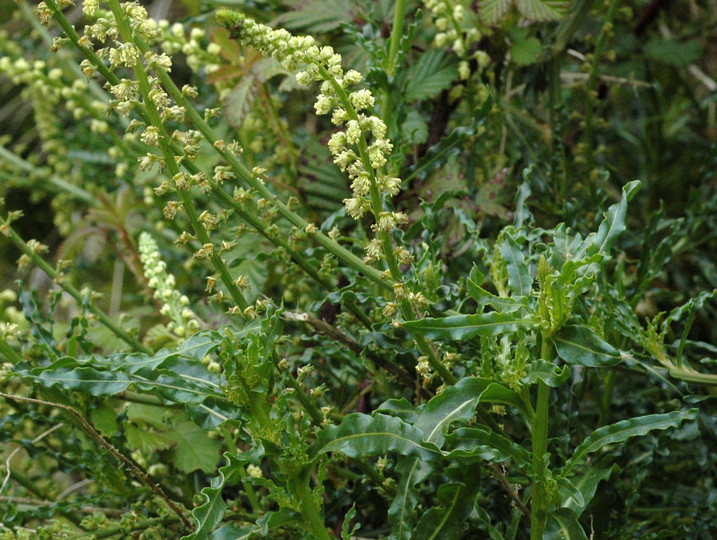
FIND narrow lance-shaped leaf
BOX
[561,409,698,477]
[444,426,532,471]
[497,231,532,297]
[308,413,440,463]
[403,312,536,340]
[544,508,588,540]
[411,479,480,540]
[552,325,623,367]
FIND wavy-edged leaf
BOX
[544,508,588,540]
[182,453,246,540]
[309,413,439,462]
[444,426,532,471]
[467,266,529,313]
[562,409,698,476]
[375,398,421,424]
[562,465,615,515]
[577,180,641,273]
[497,232,532,296]
[552,325,622,367]
[92,331,222,373]
[32,365,132,395]
[404,49,458,102]
[404,312,536,340]
[388,378,526,540]
[521,359,571,387]
[411,479,480,540]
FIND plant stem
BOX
[107,0,250,314]
[289,472,331,540]
[380,0,407,124]
[530,338,553,540]
[599,369,615,425]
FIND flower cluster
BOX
[216,10,411,265]
[138,232,199,338]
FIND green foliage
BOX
[0,0,716,538]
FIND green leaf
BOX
[478,0,512,25]
[125,424,174,453]
[552,325,623,367]
[562,409,699,476]
[167,418,223,473]
[90,402,118,437]
[273,0,353,32]
[33,365,131,395]
[404,50,459,102]
[401,109,429,145]
[644,39,703,66]
[411,480,480,540]
[309,413,439,463]
[497,232,532,297]
[444,426,532,471]
[562,466,615,515]
[403,312,536,340]
[544,508,588,540]
[577,180,641,274]
[222,76,256,129]
[515,0,568,21]
[183,453,246,540]
[510,35,542,66]
[521,359,571,387]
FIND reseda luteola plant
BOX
[0,0,714,538]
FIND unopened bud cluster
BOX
[138,232,199,337]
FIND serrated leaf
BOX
[561,409,699,477]
[516,0,568,22]
[404,50,458,102]
[273,0,354,32]
[478,0,512,26]
[403,312,536,340]
[124,424,174,453]
[644,39,703,66]
[32,365,131,395]
[167,419,222,474]
[497,232,532,297]
[90,403,118,437]
[223,76,256,129]
[401,109,428,145]
[552,325,622,367]
[510,36,542,65]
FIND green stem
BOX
[531,337,553,540]
[321,65,456,384]
[107,0,249,313]
[380,0,407,124]
[1,218,151,354]
[289,473,331,540]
